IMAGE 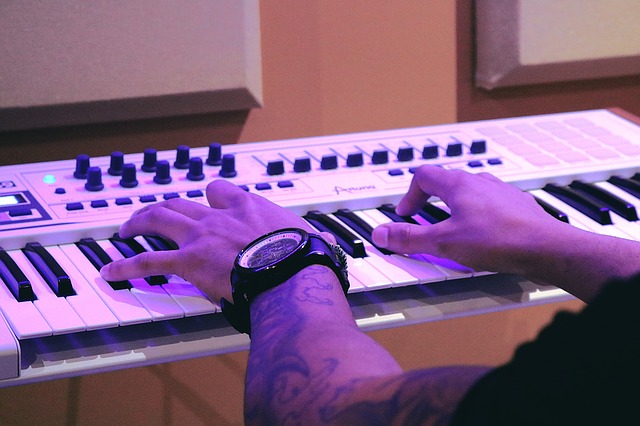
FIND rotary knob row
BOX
[139,143,224,173]
[74,142,234,191]
[79,157,215,190]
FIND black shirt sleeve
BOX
[450,274,640,426]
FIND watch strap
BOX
[222,230,349,335]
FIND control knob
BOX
[141,148,158,172]
[187,157,205,181]
[108,151,124,176]
[174,145,190,169]
[120,163,138,188]
[85,167,104,191]
[74,154,90,179]
[154,160,172,184]
[206,142,223,166]
[219,154,237,178]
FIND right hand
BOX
[371,165,566,275]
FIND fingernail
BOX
[99,264,111,279]
[373,226,389,248]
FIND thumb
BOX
[371,222,436,254]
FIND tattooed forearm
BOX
[245,266,353,423]
[243,265,488,425]
[319,367,490,426]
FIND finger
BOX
[319,231,337,245]
[153,197,213,220]
[100,250,184,282]
[118,206,198,242]
[125,197,210,223]
[396,166,452,216]
[371,222,441,255]
[396,166,478,216]
[476,171,502,183]
[206,179,250,209]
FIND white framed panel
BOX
[475,0,640,90]
[0,0,262,131]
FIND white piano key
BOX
[0,275,52,339]
[410,213,478,279]
[303,218,388,291]
[162,276,219,316]
[602,211,640,240]
[343,265,365,293]
[596,181,640,211]
[357,209,468,282]
[568,181,640,239]
[531,190,594,232]
[530,189,633,240]
[133,236,219,316]
[8,249,86,335]
[327,213,419,288]
[0,312,18,380]
[345,253,390,291]
[594,181,640,239]
[97,239,184,321]
[48,245,119,330]
[59,244,152,325]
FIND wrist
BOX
[221,228,350,335]
[249,264,355,337]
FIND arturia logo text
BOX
[334,185,376,195]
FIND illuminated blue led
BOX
[43,174,56,184]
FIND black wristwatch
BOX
[220,228,350,335]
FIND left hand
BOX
[100,179,318,302]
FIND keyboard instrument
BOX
[2,108,640,386]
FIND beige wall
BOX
[0,1,457,166]
[0,1,601,424]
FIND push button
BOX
[8,208,32,217]
[115,197,133,205]
[90,200,108,208]
[256,183,272,191]
[66,202,84,211]
[278,180,294,188]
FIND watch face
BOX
[238,229,305,269]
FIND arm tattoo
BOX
[244,266,487,425]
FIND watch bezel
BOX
[223,227,350,335]
[234,228,309,274]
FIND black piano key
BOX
[0,247,36,302]
[608,176,640,200]
[23,242,75,297]
[303,210,367,258]
[569,180,638,222]
[417,203,451,224]
[543,183,612,225]
[377,204,419,225]
[76,238,132,290]
[110,234,168,285]
[143,235,178,252]
[534,197,570,223]
[333,208,393,255]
